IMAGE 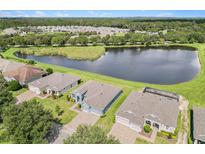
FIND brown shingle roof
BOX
[3,65,46,83]
[117,90,179,128]
[73,80,122,110]
[193,106,205,142]
[0,58,25,73]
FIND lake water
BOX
[16,47,200,85]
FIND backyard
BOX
[2,43,205,138]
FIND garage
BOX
[116,115,130,126]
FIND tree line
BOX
[1,30,205,50]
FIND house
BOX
[71,80,122,116]
[28,72,81,96]
[0,58,25,73]
[116,87,179,134]
[193,106,205,144]
[3,65,47,85]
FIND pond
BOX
[16,47,200,85]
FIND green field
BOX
[17,46,105,60]
[2,43,205,133]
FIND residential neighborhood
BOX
[0,13,205,145]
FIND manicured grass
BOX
[155,136,171,144]
[18,46,105,60]
[35,90,77,125]
[11,88,27,97]
[2,43,205,135]
[95,88,131,133]
[135,138,152,144]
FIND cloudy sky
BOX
[0,10,204,18]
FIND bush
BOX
[158,131,177,140]
[27,60,36,65]
[46,68,53,75]
[42,90,47,94]
[7,80,22,91]
[77,103,81,109]
[67,95,71,101]
[144,124,152,133]
[55,105,64,116]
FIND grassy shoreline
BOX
[2,43,205,133]
[17,46,105,61]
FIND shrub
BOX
[27,60,36,65]
[42,90,47,94]
[7,80,22,91]
[159,131,177,139]
[144,124,152,133]
[55,105,64,116]
[67,95,71,101]
[77,103,81,109]
[46,68,53,75]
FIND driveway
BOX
[109,123,138,144]
[53,110,99,144]
[16,90,38,104]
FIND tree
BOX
[51,36,65,46]
[7,80,22,91]
[46,68,53,75]
[0,74,15,121]
[2,100,53,144]
[64,125,120,144]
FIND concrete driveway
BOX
[109,123,138,144]
[53,110,99,144]
[16,90,38,104]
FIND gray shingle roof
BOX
[73,80,122,110]
[117,90,179,128]
[193,106,205,142]
[28,72,80,92]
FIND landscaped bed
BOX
[2,43,205,138]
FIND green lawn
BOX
[155,136,171,144]
[135,138,152,144]
[2,43,205,134]
[95,88,131,133]
[17,46,105,60]
[11,88,27,97]
[35,89,78,125]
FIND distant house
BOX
[116,87,179,133]
[71,80,122,116]
[28,72,80,96]
[0,58,25,73]
[193,106,205,144]
[3,65,47,85]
